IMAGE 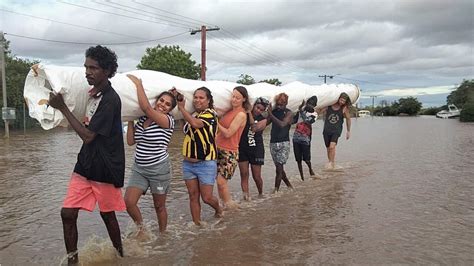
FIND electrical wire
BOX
[92,0,199,29]
[57,0,190,29]
[132,0,214,27]
[0,8,146,39]
[334,76,413,88]
[4,31,188,45]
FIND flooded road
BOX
[1,116,473,265]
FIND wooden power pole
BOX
[1,31,9,138]
[318,74,340,84]
[191,26,220,81]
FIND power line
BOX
[207,34,278,66]
[219,29,284,64]
[4,32,188,45]
[132,0,215,28]
[335,76,413,88]
[158,39,250,66]
[217,28,309,72]
[86,1,307,72]
[208,32,303,73]
[91,0,200,29]
[0,8,146,40]
[217,31,280,65]
[105,2,302,71]
[127,1,280,68]
[57,0,190,29]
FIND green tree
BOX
[236,74,255,85]
[1,38,39,129]
[397,97,422,116]
[373,105,399,116]
[447,80,474,108]
[460,102,474,122]
[259,78,282,86]
[137,45,201,80]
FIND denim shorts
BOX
[128,157,172,195]
[182,159,217,185]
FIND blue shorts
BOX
[182,160,217,185]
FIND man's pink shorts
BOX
[63,172,126,212]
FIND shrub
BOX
[460,102,474,122]
[420,107,443,116]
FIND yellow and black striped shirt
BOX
[182,108,218,160]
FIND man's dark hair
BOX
[85,45,118,78]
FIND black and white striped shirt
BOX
[134,115,174,166]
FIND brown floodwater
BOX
[0,116,473,265]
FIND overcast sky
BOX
[1,0,473,107]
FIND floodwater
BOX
[0,116,473,265]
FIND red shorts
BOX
[63,172,126,212]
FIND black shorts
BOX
[238,145,265,165]
[323,131,340,148]
[293,141,311,162]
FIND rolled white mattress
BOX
[24,64,360,130]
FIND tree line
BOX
[360,80,473,121]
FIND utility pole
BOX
[1,31,9,138]
[318,74,339,83]
[369,95,378,116]
[190,25,220,81]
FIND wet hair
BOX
[195,86,214,109]
[306,96,318,107]
[156,91,177,111]
[85,45,118,78]
[303,105,314,113]
[339,92,351,107]
[254,97,270,108]
[304,96,318,112]
[233,86,250,110]
[274,92,289,105]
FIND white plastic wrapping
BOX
[24,64,360,130]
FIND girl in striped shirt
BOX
[125,74,177,237]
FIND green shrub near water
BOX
[420,106,444,116]
[460,102,474,122]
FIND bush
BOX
[420,106,443,115]
[460,102,474,122]
[374,105,398,116]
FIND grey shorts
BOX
[270,141,290,165]
[128,157,172,195]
